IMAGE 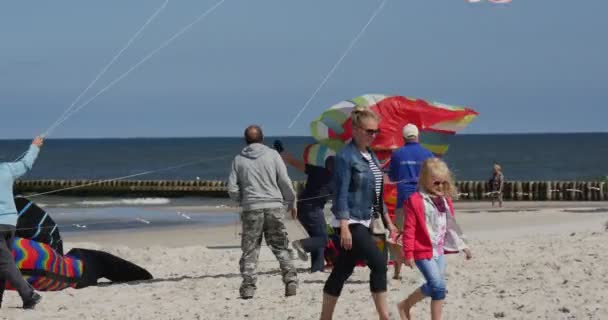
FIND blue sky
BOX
[1,0,607,139]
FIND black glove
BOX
[273,140,284,154]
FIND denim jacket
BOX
[332,142,385,221]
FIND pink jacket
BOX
[402,192,468,260]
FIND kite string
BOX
[18,1,372,242]
[287,0,388,129]
[19,0,383,237]
[16,194,335,233]
[43,0,171,138]
[24,152,234,198]
[14,218,151,232]
[14,152,236,231]
[45,0,227,137]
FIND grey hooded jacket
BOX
[227,143,296,211]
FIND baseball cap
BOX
[402,124,419,138]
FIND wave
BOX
[77,198,171,206]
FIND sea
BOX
[2,133,606,233]
[1,133,607,182]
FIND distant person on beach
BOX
[320,107,397,320]
[489,163,504,207]
[227,125,298,299]
[0,136,44,309]
[397,158,472,320]
[387,123,434,280]
[273,140,334,273]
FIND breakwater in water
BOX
[14,180,608,201]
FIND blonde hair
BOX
[418,158,457,198]
[351,106,380,128]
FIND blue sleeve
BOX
[389,151,399,182]
[332,153,351,220]
[6,145,40,179]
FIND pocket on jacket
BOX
[351,162,368,191]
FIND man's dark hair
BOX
[244,125,264,145]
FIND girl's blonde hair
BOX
[418,157,457,198]
[351,106,380,128]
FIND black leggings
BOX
[323,224,387,296]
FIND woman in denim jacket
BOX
[320,107,398,320]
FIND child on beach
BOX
[397,158,472,320]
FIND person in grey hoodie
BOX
[0,136,44,310]
[227,125,298,299]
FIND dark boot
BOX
[23,292,42,310]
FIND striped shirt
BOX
[361,151,383,214]
[330,151,383,228]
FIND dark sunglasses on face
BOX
[433,180,448,187]
[358,127,380,136]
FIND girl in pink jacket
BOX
[398,158,472,320]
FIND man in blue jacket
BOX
[388,124,433,279]
[0,136,44,309]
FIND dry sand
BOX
[1,202,608,319]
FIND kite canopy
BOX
[10,237,84,291]
[307,94,479,221]
[15,197,63,254]
[308,94,478,162]
[302,143,336,168]
[7,197,153,292]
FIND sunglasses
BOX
[358,127,381,136]
[433,180,449,187]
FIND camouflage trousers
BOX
[239,207,297,292]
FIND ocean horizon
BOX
[1,133,607,182]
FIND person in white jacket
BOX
[0,136,44,309]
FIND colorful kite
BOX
[308,94,478,267]
[309,94,478,160]
[5,198,153,292]
[302,143,336,168]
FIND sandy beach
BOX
[2,201,608,320]
[3,0,606,319]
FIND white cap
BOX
[402,124,419,139]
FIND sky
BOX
[1,0,607,139]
